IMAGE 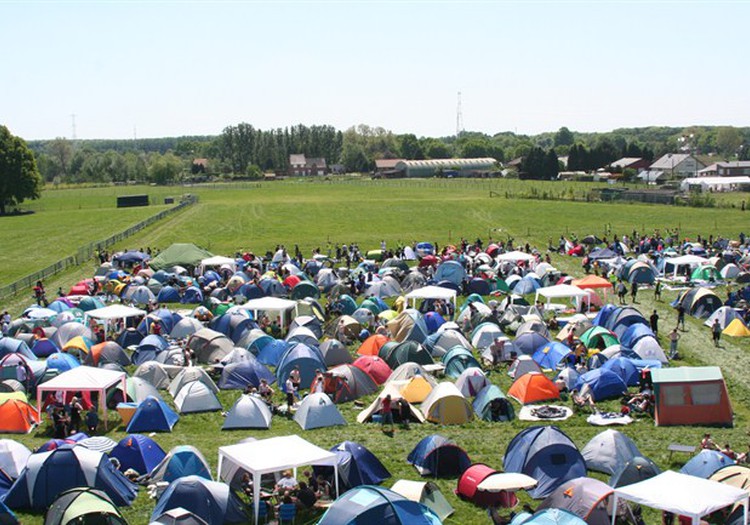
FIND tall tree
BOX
[716,127,742,157]
[554,127,574,147]
[0,126,43,215]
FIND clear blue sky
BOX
[1,0,748,140]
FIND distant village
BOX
[224,153,750,197]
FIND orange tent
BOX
[570,275,613,290]
[357,334,390,356]
[507,372,560,405]
[0,399,41,434]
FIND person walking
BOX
[712,319,722,347]
[654,280,662,301]
[630,281,638,304]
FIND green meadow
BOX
[2,179,750,525]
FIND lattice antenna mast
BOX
[70,114,77,140]
[456,91,464,138]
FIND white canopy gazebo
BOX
[36,366,127,430]
[85,304,146,325]
[218,435,339,523]
[612,471,748,525]
[405,285,457,317]
[238,297,298,332]
[535,284,590,312]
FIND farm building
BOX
[394,158,498,178]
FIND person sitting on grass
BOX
[701,433,719,451]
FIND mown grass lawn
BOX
[2,179,750,524]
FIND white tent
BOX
[217,435,339,523]
[496,251,536,262]
[199,256,237,274]
[663,255,709,279]
[535,284,590,312]
[238,297,298,332]
[36,366,126,429]
[612,470,748,525]
[405,286,457,317]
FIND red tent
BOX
[352,356,392,384]
[456,464,518,508]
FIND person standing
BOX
[381,394,394,433]
[650,310,659,336]
[677,304,686,331]
[667,327,681,359]
[712,319,722,347]
[654,280,662,301]
[285,376,296,412]
[630,281,638,303]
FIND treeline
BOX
[25,123,750,184]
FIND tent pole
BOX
[743,497,748,525]
[37,386,43,422]
[334,463,339,498]
[610,495,617,525]
[254,472,261,524]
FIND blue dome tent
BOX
[503,426,586,498]
[150,476,245,524]
[407,434,471,477]
[3,446,137,510]
[317,485,441,525]
[109,434,166,477]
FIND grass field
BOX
[2,179,750,525]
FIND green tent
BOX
[291,281,320,300]
[149,243,213,271]
[580,326,619,349]
[366,249,384,261]
[691,265,720,282]
[44,487,127,525]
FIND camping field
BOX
[3,179,750,525]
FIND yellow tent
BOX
[0,392,27,404]
[723,319,750,337]
[63,335,92,354]
[399,376,434,403]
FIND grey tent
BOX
[222,395,272,430]
[390,480,454,521]
[170,318,205,340]
[168,367,219,398]
[537,477,614,525]
[318,339,352,367]
[174,381,222,414]
[150,507,209,525]
[581,430,641,475]
[609,456,661,488]
[293,393,346,430]
[186,329,234,364]
[146,446,212,483]
[134,361,171,390]
[508,355,542,380]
